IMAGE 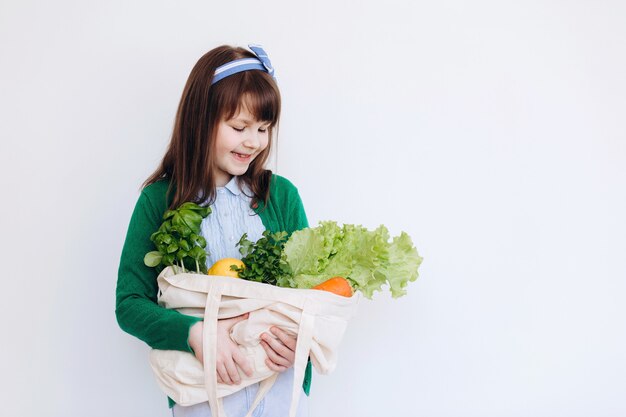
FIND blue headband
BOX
[211,44,276,85]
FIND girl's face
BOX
[213,104,270,187]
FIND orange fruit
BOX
[207,258,244,278]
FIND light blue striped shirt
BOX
[200,176,266,268]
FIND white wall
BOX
[1,1,625,416]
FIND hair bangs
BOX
[219,70,281,126]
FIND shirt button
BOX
[230,236,234,240]
[218,189,224,194]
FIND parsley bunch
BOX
[234,230,292,286]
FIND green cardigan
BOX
[116,174,312,402]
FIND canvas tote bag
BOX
[149,266,360,417]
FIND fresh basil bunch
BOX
[144,202,211,273]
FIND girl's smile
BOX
[232,151,253,162]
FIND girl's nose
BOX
[243,131,261,149]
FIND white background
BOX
[1,1,625,416]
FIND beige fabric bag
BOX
[149,266,360,417]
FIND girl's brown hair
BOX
[144,45,281,209]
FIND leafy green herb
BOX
[144,202,211,273]
[234,230,292,285]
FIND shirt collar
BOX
[220,175,243,196]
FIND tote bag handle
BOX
[289,304,316,417]
[202,279,317,417]
[202,279,226,417]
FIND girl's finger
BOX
[217,362,232,385]
[265,357,288,373]
[270,327,297,350]
[232,349,253,377]
[224,359,241,385]
[261,333,294,362]
[260,339,291,367]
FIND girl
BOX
[116,44,311,417]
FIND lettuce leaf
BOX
[283,221,343,278]
[283,221,422,298]
[381,232,423,298]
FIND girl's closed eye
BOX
[233,126,268,133]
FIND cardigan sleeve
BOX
[270,174,309,233]
[288,182,309,232]
[115,185,201,352]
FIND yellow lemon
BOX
[207,258,244,278]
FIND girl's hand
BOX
[188,314,254,385]
[260,326,297,373]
